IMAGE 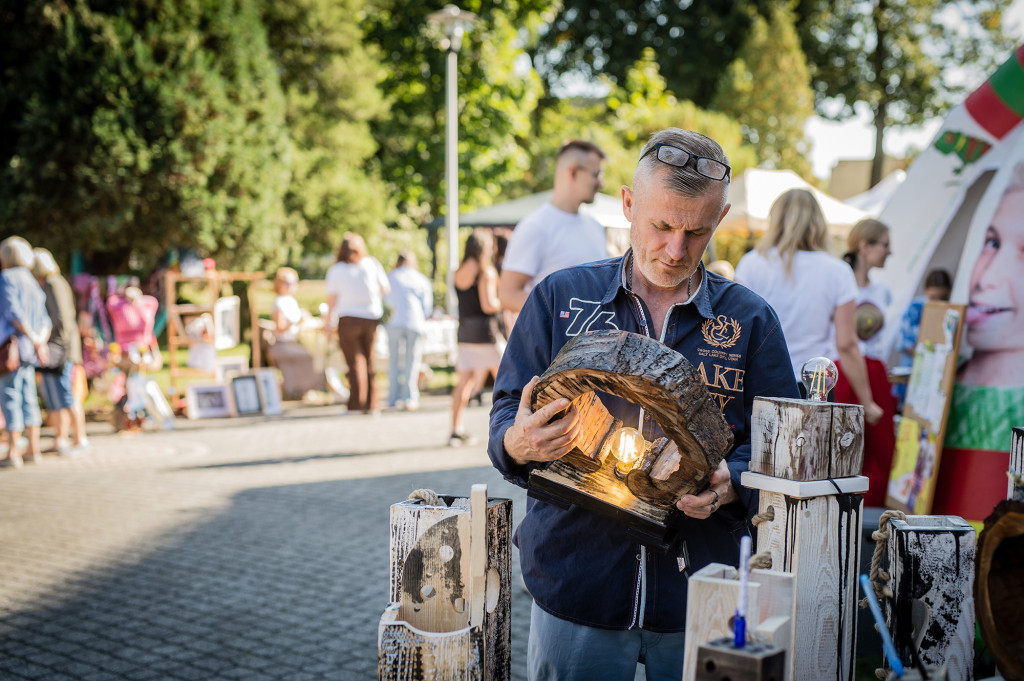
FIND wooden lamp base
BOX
[529,459,677,551]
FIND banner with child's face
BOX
[876,45,1024,521]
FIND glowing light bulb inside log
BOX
[609,427,645,478]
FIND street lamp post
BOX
[427,4,477,317]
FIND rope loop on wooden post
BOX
[748,506,775,569]
[751,506,775,527]
[749,552,773,569]
[861,509,906,609]
[408,489,445,506]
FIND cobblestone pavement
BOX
[0,396,536,681]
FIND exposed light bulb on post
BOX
[609,427,645,478]
[800,357,838,402]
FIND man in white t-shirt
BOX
[499,140,610,313]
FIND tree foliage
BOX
[362,0,547,227]
[712,5,815,178]
[260,0,389,260]
[546,50,757,195]
[532,0,775,107]
[794,0,1015,183]
[0,0,293,273]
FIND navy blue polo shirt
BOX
[488,252,799,632]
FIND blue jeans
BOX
[0,363,42,432]
[527,602,686,681]
[39,360,75,411]
[387,327,424,407]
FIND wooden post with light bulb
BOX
[525,330,734,550]
[739,357,868,681]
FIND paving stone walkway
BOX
[0,397,534,680]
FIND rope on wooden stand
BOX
[860,509,908,680]
[408,489,445,506]
[749,506,775,569]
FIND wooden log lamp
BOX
[527,330,734,550]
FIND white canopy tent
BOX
[719,168,871,237]
[843,170,907,217]
[451,190,629,230]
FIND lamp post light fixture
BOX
[427,4,478,316]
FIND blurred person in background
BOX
[450,229,503,446]
[706,259,735,280]
[324,232,390,415]
[499,140,609,314]
[0,237,51,468]
[385,251,433,411]
[32,248,90,456]
[833,219,896,507]
[268,267,320,400]
[734,189,882,421]
[893,269,952,413]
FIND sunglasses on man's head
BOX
[638,143,731,181]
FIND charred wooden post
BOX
[751,397,864,480]
[682,563,795,681]
[1010,427,1024,502]
[741,473,866,681]
[881,516,975,681]
[975,500,1024,681]
[527,330,733,548]
[379,485,512,681]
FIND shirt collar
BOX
[604,249,715,320]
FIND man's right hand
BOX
[503,375,583,466]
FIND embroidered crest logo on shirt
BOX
[701,315,742,349]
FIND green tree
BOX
[531,50,757,196]
[260,0,390,261]
[0,0,291,273]
[796,0,1014,185]
[531,0,776,107]
[711,6,815,178]
[362,1,546,223]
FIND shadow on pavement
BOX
[0,466,531,681]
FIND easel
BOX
[164,270,264,391]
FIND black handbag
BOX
[0,335,19,374]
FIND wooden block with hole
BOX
[378,486,512,681]
[682,563,796,681]
[750,397,864,480]
[741,472,866,681]
[880,515,975,681]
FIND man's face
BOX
[573,152,605,204]
[966,188,1024,353]
[622,171,730,292]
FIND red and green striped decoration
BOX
[965,44,1024,140]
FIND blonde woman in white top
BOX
[735,189,882,425]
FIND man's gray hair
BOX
[637,128,730,199]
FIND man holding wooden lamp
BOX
[488,128,799,680]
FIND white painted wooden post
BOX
[378,487,512,681]
[883,516,976,681]
[682,563,795,681]
[743,394,868,681]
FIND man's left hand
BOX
[676,459,736,519]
